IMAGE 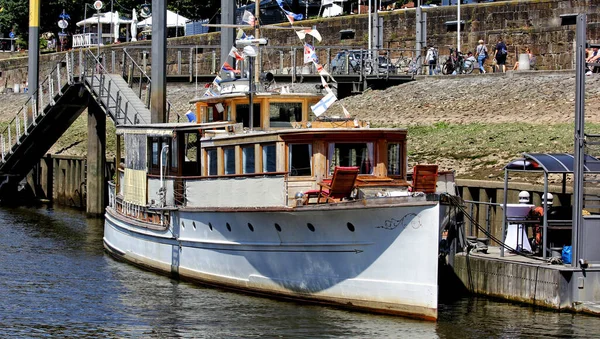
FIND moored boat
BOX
[103,71,459,320]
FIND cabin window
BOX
[226,105,232,121]
[206,107,214,122]
[148,136,173,175]
[388,143,402,175]
[269,103,302,127]
[262,144,276,172]
[289,143,312,176]
[182,132,200,176]
[329,142,374,174]
[207,149,218,176]
[242,145,255,174]
[224,147,236,175]
[236,103,261,128]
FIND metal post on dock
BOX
[501,169,508,257]
[571,13,586,268]
[543,172,549,259]
[28,0,40,127]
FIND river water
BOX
[1,206,599,338]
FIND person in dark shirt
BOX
[494,37,508,73]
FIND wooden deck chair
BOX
[411,164,438,194]
[304,166,359,204]
[317,166,360,203]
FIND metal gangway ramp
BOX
[0,49,159,195]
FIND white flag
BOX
[311,92,337,117]
[295,29,322,42]
[242,10,256,26]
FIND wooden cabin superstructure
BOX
[113,92,411,217]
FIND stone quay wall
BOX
[0,0,599,91]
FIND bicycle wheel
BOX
[441,63,452,75]
[407,61,418,75]
[464,62,474,74]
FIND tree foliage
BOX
[0,0,220,43]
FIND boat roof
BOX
[505,152,600,173]
[115,121,233,136]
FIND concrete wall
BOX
[27,154,115,209]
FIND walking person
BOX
[425,46,437,75]
[494,37,508,73]
[475,39,488,74]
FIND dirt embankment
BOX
[328,71,600,126]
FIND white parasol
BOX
[131,8,138,41]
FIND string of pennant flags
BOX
[202,1,353,120]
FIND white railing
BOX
[72,33,99,48]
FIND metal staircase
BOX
[0,48,170,194]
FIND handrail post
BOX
[56,62,62,95]
[122,48,127,79]
[212,50,216,74]
[65,52,71,85]
[15,115,20,143]
[32,98,37,125]
[292,48,297,83]
[39,84,44,111]
[111,50,116,73]
[145,82,151,109]
[79,49,83,76]
[138,71,143,98]
[22,108,28,136]
[127,64,133,87]
[49,78,55,106]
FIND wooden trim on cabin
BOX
[147,171,288,180]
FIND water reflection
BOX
[0,206,599,338]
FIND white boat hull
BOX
[104,201,441,320]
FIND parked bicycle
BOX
[441,48,474,75]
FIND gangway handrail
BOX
[121,49,181,122]
[0,52,71,163]
[82,49,151,125]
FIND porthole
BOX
[274,223,282,232]
[307,223,315,232]
[193,222,197,230]
[226,222,232,232]
[248,223,254,232]
[347,222,355,232]
[208,222,213,231]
